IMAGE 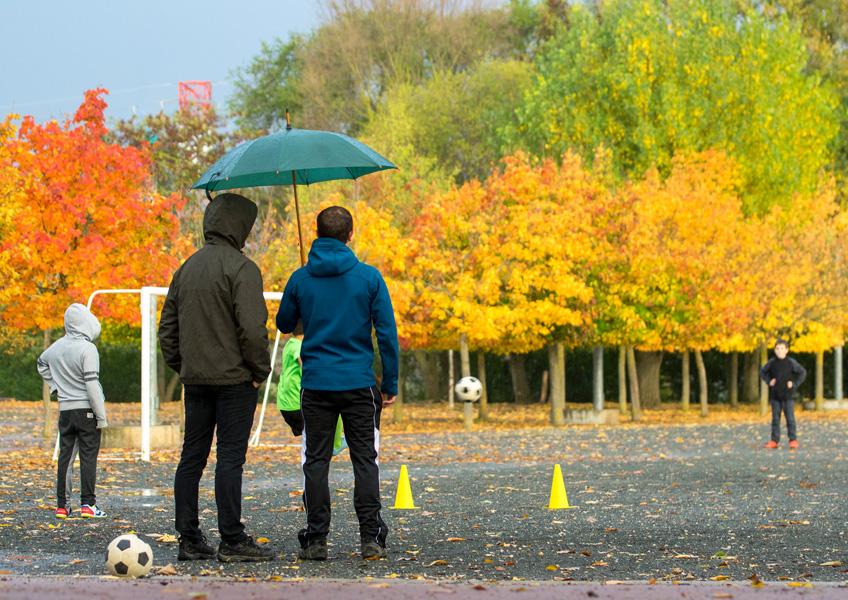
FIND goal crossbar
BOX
[53,286,283,462]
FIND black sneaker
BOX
[361,540,387,560]
[217,536,275,563]
[298,538,328,561]
[178,535,216,561]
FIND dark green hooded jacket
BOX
[158,193,271,385]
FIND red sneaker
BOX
[765,441,779,449]
[55,507,70,519]
[79,504,107,518]
[788,440,799,450]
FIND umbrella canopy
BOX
[192,127,396,193]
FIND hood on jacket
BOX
[203,193,258,249]
[64,303,101,341]
[306,237,359,277]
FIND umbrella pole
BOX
[292,171,306,266]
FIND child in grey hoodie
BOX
[37,303,108,518]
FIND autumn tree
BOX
[482,152,597,421]
[508,0,839,214]
[0,90,189,432]
[618,152,754,413]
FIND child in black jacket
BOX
[760,339,806,449]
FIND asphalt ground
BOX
[0,419,846,585]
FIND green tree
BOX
[228,0,522,135]
[508,0,840,213]
[754,0,848,198]
[228,36,304,133]
[364,60,533,182]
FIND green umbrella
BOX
[192,111,396,265]
[192,113,396,447]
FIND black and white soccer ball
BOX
[455,376,483,402]
[105,534,153,578]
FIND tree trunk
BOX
[459,334,471,377]
[592,346,604,411]
[681,350,690,412]
[729,352,739,407]
[414,350,442,402]
[508,354,531,404]
[835,345,844,403]
[618,345,627,414]
[815,350,824,410]
[626,346,641,421]
[393,352,405,422]
[636,351,663,408]
[548,343,565,426]
[539,370,549,403]
[164,372,181,402]
[742,350,759,403]
[42,329,52,441]
[477,351,489,421]
[448,350,455,409]
[759,344,769,416]
[157,350,167,405]
[694,349,708,417]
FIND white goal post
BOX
[53,286,283,462]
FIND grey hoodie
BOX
[37,304,108,428]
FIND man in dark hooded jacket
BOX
[159,193,273,563]
[277,205,398,561]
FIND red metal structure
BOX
[178,81,212,112]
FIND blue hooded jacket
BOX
[276,237,399,396]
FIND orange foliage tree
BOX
[0,89,188,333]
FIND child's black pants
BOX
[770,399,797,442]
[57,408,101,507]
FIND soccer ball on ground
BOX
[455,376,483,402]
[105,534,154,578]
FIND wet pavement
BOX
[0,420,846,586]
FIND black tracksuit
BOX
[299,386,388,549]
[760,356,807,442]
[159,193,271,544]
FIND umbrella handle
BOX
[204,173,221,202]
[292,172,306,267]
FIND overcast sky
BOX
[0,0,321,123]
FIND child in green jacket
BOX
[277,335,346,455]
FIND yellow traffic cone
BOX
[548,464,573,510]
[391,464,417,509]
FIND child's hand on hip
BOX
[769,378,776,387]
[787,381,793,389]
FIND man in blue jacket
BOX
[276,206,398,561]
